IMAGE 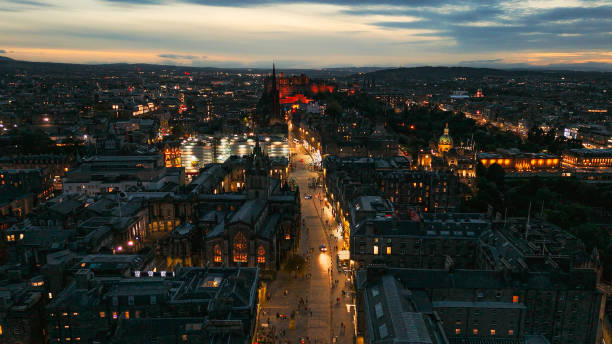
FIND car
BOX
[304,194,312,199]
[319,244,327,252]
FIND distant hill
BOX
[0,56,608,79]
[0,57,383,78]
[357,66,610,83]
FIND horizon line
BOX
[1,55,611,72]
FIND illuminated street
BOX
[256,142,355,344]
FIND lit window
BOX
[99,312,105,318]
[508,329,514,336]
[373,245,379,255]
[113,312,118,319]
[473,329,478,335]
[512,295,519,303]
[386,246,391,255]
[182,334,188,341]
[455,328,461,335]
[233,232,248,263]
[213,244,222,263]
[257,246,266,264]
[124,311,129,319]
[490,329,496,335]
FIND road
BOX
[256,142,355,344]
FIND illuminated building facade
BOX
[562,148,612,169]
[437,123,453,155]
[163,142,182,168]
[479,151,560,172]
[261,66,335,128]
[180,135,289,175]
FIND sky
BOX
[1,0,611,69]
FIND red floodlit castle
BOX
[264,64,335,107]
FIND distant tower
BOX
[270,63,281,125]
[246,137,269,200]
[438,123,453,155]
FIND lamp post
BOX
[112,104,119,119]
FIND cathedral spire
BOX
[270,62,280,124]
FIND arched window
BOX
[257,245,266,264]
[213,244,222,263]
[233,232,248,263]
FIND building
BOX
[0,168,55,227]
[46,266,259,344]
[62,155,185,196]
[357,266,602,344]
[438,123,453,155]
[352,214,604,344]
[155,139,300,272]
[324,156,460,244]
[350,213,489,269]
[479,150,560,172]
[562,148,612,169]
[0,286,46,344]
[357,273,449,344]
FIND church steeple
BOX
[270,62,281,124]
[246,135,269,200]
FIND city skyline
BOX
[1,0,611,70]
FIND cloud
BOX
[157,53,204,60]
[8,0,52,6]
[367,2,612,53]
[102,0,161,4]
[3,0,611,68]
[0,49,6,53]
[459,59,503,64]
[0,0,53,11]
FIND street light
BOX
[112,104,119,118]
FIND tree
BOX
[325,101,342,119]
[486,164,505,191]
[284,254,306,275]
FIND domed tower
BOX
[246,137,269,200]
[438,123,453,155]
